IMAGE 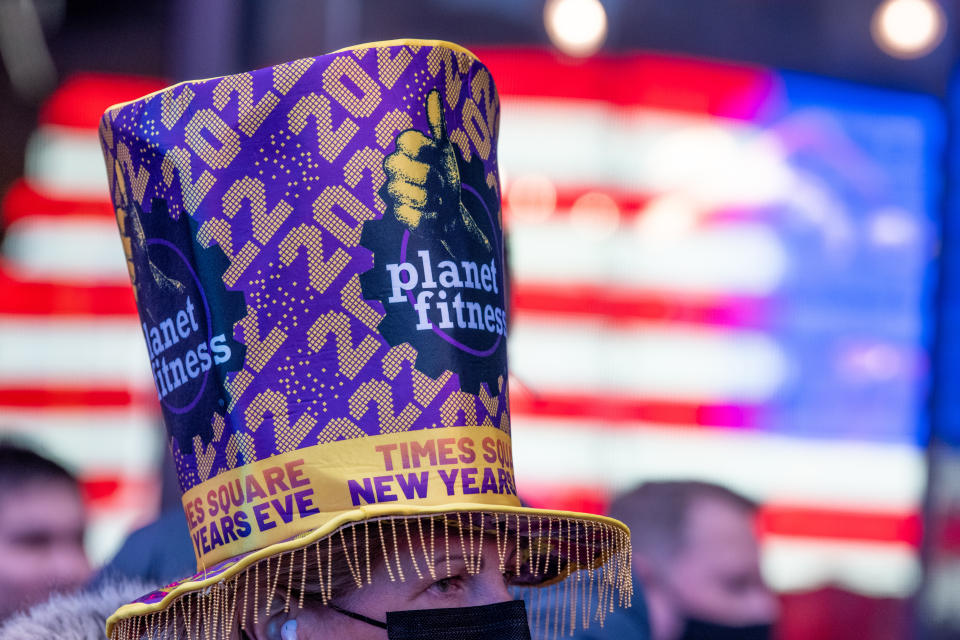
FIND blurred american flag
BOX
[0,51,939,602]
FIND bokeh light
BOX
[871,0,946,59]
[543,0,608,57]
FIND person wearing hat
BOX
[99,39,631,640]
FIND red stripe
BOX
[518,483,921,546]
[80,476,124,502]
[510,389,757,428]
[0,386,154,409]
[473,47,779,119]
[513,281,770,328]
[1,179,114,225]
[38,73,166,129]
[79,473,157,510]
[0,263,136,316]
[758,506,922,547]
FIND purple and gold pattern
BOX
[103,41,506,492]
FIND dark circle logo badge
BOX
[119,197,246,449]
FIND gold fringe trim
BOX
[110,512,632,640]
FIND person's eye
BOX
[429,576,464,595]
[14,533,52,550]
[502,569,516,586]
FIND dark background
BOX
[1,0,956,206]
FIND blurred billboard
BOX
[477,48,944,599]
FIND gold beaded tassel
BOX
[389,518,406,582]
[351,524,367,588]
[622,529,634,608]
[340,528,363,589]
[366,521,375,584]
[597,525,609,622]
[314,538,329,605]
[583,524,594,630]
[417,516,436,581]
[559,519,570,637]
[196,592,207,640]
[514,513,522,579]
[227,578,240,639]
[577,522,593,629]
[524,515,533,582]
[193,592,203,640]
[284,554,295,615]
[240,558,251,633]
[404,518,424,580]
[493,512,506,574]
[532,517,542,578]
[594,525,608,627]
[251,559,260,630]
[181,593,192,640]
[298,547,309,610]
[326,534,334,601]
[569,521,580,636]
[455,513,471,575]
[377,519,396,582]
[618,526,627,608]
[201,581,213,640]
[266,553,283,619]
[463,512,476,574]
[476,513,487,575]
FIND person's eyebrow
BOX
[432,553,465,568]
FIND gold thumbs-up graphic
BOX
[384,90,491,258]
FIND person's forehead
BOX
[0,481,84,532]
[681,496,758,552]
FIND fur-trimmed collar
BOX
[0,579,153,640]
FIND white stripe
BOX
[510,318,788,401]
[0,411,164,472]
[499,98,793,207]
[2,218,128,281]
[762,536,920,597]
[511,417,924,509]
[0,318,152,385]
[24,125,109,197]
[509,218,787,295]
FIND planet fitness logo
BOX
[120,197,246,448]
[360,90,507,394]
[140,242,232,408]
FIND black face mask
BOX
[678,617,773,640]
[331,599,532,640]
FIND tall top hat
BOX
[99,39,631,639]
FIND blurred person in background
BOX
[0,442,91,623]
[578,481,778,640]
